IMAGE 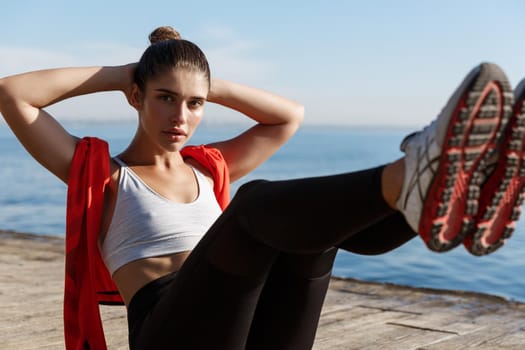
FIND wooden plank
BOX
[420,323,525,350]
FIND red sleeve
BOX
[64,137,121,350]
[181,144,231,209]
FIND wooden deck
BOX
[1,230,525,349]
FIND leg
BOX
[242,170,414,349]
[244,161,409,349]
[245,249,338,350]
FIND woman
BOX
[0,26,523,349]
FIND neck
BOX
[120,133,186,168]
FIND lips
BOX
[164,127,187,135]
[165,127,186,135]
[163,127,187,141]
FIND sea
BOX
[1,121,525,302]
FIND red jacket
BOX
[64,137,230,350]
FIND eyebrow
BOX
[154,88,206,100]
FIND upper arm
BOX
[0,87,78,183]
[210,119,301,182]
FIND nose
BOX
[171,102,187,124]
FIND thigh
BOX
[230,166,395,254]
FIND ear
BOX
[128,84,143,110]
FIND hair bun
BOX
[149,26,182,44]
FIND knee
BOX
[233,179,269,203]
[278,248,338,279]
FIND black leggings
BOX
[127,166,416,349]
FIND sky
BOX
[0,0,524,127]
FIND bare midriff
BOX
[111,251,192,306]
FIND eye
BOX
[159,95,174,103]
[188,99,204,109]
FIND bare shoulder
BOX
[107,158,122,190]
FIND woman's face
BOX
[135,68,209,152]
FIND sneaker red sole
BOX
[465,87,525,255]
[419,64,513,252]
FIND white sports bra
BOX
[100,158,222,276]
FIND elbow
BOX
[0,78,7,113]
[279,103,304,142]
[295,103,305,126]
[0,78,15,108]
[289,103,305,133]
[0,81,17,118]
[0,77,26,114]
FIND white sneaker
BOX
[397,63,513,252]
[465,78,525,255]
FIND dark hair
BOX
[134,26,211,92]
